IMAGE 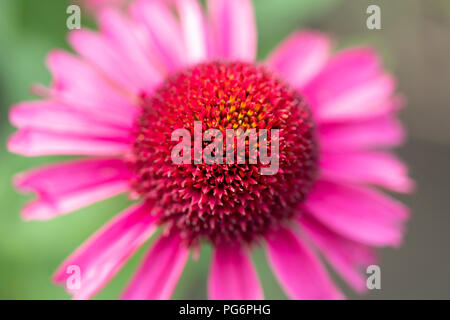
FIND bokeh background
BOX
[1,0,449,299]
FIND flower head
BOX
[131,61,318,245]
[9,0,413,300]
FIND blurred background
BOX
[0,0,449,299]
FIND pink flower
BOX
[8,0,413,300]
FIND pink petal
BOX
[68,30,145,93]
[207,0,257,61]
[14,158,132,220]
[8,129,130,157]
[318,114,405,151]
[265,227,343,300]
[266,31,331,90]
[303,47,395,122]
[122,233,189,300]
[47,50,139,127]
[298,214,376,292]
[53,203,158,300]
[98,8,163,91]
[208,242,263,300]
[305,47,382,94]
[130,0,186,72]
[320,151,415,193]
[175,0,209,64]
[315,75,396,122]
[303,179,409,247]
[10,101,132,138]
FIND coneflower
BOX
[8,0,413,300]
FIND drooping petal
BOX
[175,0,209,64]
[318,114,405,151]
[314,75,396,122]
[122,233,189,300]
[266,31,330,90]
[53,203,158,300]
[320,151,415,193]
[265,227,343,300]
[303,179,409,247]
[130,0,186,72]
[69,29,145,93]
[298,214,376,292]
[303,47,395,122]
[10,101,132,138]
[98,8,163,91]
[47,50,139,127]
[207,0,257,61]
[208,242,263,300]
[14,158,132,220]
[8,129,131,157]
[304,47,381,96]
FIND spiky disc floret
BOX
[130,61,318,246]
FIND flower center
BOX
[130,61,318,246]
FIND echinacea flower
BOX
[8,0,413,300]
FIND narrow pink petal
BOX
[68,30,144,93]
[53,203,158,300]
[10,101,132,138]
[8,129,130,157]
[130,0,186,72]
[176,0,209,64]
[304,47,382,94]
[266,31,330,90]
[303,47,394,121]
[298,214,376,292]
[318,114,405,151]
[14,158,131,220]
[314,75,397,122]
[265,227,343,300]
[47,50,139,127]
[122,233,189,300]
[207,0,257,61]
[208,242,263,300]
[320,151,415,193]
[99,8,163,91]
[303,179,409,247]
